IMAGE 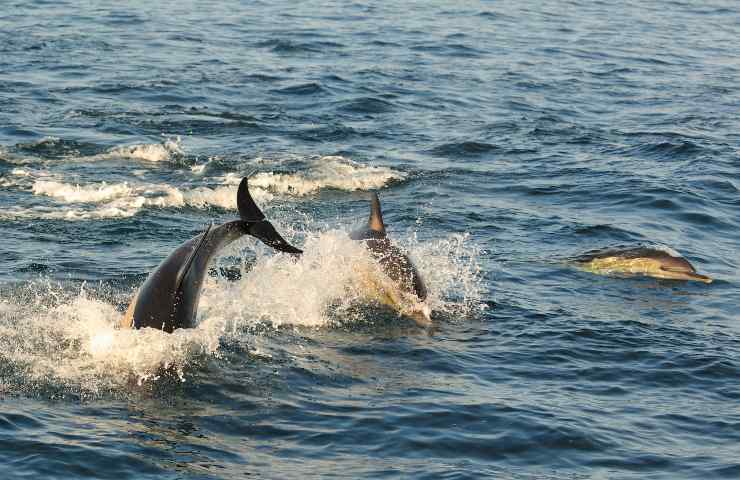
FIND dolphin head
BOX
[655,255,712,283]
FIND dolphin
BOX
[350,193,431,326]
[120,177,302,332]
[572,246,712,283]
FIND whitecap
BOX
[247,155,407,196]
[101,136,184,162]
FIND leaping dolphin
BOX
[120,177,302,332]
[350,193,431,326]
[572,246,712,283]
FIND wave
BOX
[428,141,499,157]
[2,137,185,166]
[338,97,395,114]
[19,180,259,220]
[1,155,405,220]
[272,82,325,95]
[256,39,344,54]
[100,137,184,162]
[246,155,407,196]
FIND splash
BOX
[0,228,483,395]
[199,229,485,329]
[0,281,222,396]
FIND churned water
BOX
[1,0,739,478]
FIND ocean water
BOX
[1,0,739,478]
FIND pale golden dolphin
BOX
[573,246,712,283]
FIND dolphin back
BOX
[350,192,428,301]
[130,221,250,332]
[575,246,691,267]
[365,237,428,301]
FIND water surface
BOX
[1,1,739,478]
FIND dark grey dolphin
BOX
[120,178,302,332]
[350,193,431,325]
[572,246,712,283]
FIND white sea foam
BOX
[33,180,134,203]
[102,136,184,162]
[10,168,30,177]
[199,229,485,329]
[0,229,483,392]
[0,137,185,168]
[7,154,403,221]
[0,167,50,189]
[0,283,220,393]
[247,156,406,196]
[13,177,273,220]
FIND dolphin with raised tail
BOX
[572,246,712,283]
[350,193,431,326]
[120,177,302,332]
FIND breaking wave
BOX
[246,156,407,196]
[99,137,184,163]
[10,179,256,220]
[1,155,406,220]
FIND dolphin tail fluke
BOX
[236,177,303,255]
[237,177,266,222]
[248,220,303,255]
[368,192,385,233]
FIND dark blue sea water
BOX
[1,0,739,478]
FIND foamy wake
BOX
[99,137,184,163]
[31,179,258,215]
[2,178,271,220]
[2,155,405,220]
[0,137,185,166]
[0,167,37,189]
[224,156,407,196]
[0,230,484,393]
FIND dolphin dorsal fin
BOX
[368,192,385,234]
[237,177,266,222]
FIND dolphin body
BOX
[572,246,712,283]
[120,178,302,332]
[350,193,431,325]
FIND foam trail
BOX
[98,137,184,163]
[9,178,272,220]
[33,180,133,203]
[5,154,404,220]
[246,156,407,196]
